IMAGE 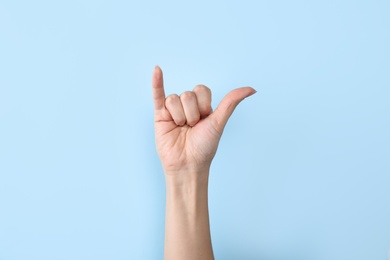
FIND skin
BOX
[152,66,256,260]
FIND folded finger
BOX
[193,84,212,119]
[165,94,186,126]
[180,91,200,127]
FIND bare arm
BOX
[152,66,256,260]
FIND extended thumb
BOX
[210,87,256,134]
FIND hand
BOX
[152,66,256,175]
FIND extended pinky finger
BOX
[165,94,186,126]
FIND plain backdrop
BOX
[1,0,389,259]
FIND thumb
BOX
[209,87,257,134]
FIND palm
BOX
[155,110,221,173]
[152,66,255,174]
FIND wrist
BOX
[165,168,210,186]
[165,169,210,202]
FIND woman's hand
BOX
[152,66,256,175]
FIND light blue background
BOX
[1,0,389,259]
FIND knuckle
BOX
[165,94,179,105]
[180,91,195,100]
[193,84,210,94]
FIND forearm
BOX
[164,170,214,260]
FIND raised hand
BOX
[152,66,256,175]
[153,66,256,260]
